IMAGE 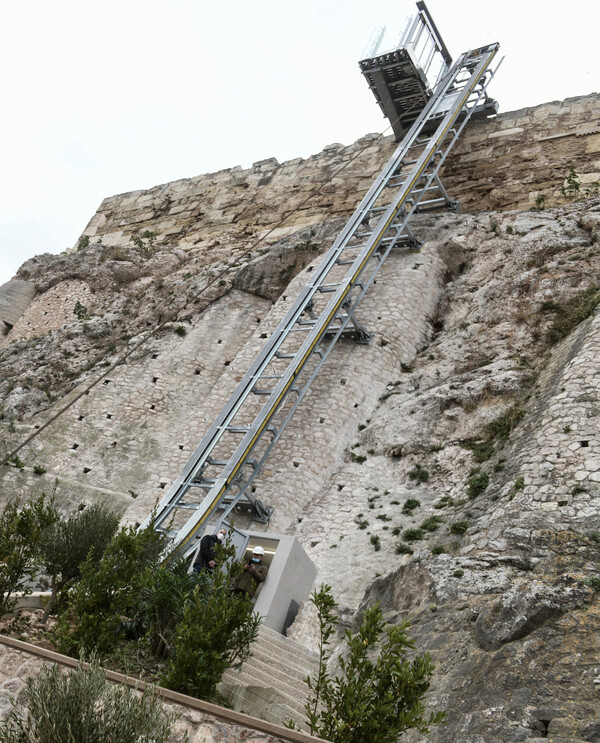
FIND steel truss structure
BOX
[140,41,500,558]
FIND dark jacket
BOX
[233,560,268,597]
[194,534,220,570]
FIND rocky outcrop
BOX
[1,95,600,741]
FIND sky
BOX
[1,0,599,287]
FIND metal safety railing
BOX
[140,41,501,559]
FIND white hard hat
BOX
[252,546,265,556]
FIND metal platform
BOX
[360,2,497,140]
[140,37,501,560]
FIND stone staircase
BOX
[219,625,319,728]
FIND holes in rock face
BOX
[159,482,167,489]
[293,461,300,468]
[379,338,389,347]
[195,369,201,375]
[251,486,256,493]
[224,360,231,366]
[103,379,111,385]
[581,440,589,447]
[110,441,117,448]
[320,417,325,423]
[256,318,261,323]
[558,500,568,507]
[152,377,158,384]
[83,467,91,474]
[78,415,84,421]
[152,353,159,359]
[337,484,344,491]
[34,425,40,430]
[106,414,112,419]
[307,266,314,273]
[535,719,550,738]
[150,404,156,410]
[340,379,347,385]
[353,402,359,408]
[179,445,184,450]
[71,443,79,450]
[260,333,268,339]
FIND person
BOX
[232,545,268,598]
[192,526,227,572]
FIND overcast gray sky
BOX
[1,0,599,287]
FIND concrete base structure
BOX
[241,532,317,635]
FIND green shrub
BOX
[395,543,414,556]
[421,516,443,533]
[32,465,46,476]
[161,552,261,702]
[408,465,429,483]
[402,498,421,514]
[546,285,600,344]
[175,325,187,337]
[431,545,446,555]
[300,584,444,742]
[434,496,453,509]
[462,440,495,463]
[584,575,600,591]
[452,569,464,578]
[0,657,180,743]
[402,529,424,542]
[53,523,166,655]
[486,405,525,440]
[467,472,489,499]
[39,503,120,622]
[370,535,381,551]
[0,494,57,617]
[73,301,89,321]
[449,520,469,535]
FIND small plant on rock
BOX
[467,471,489,499]
[402,498,421,514]
[450,520,469,535]
[408,464,429,483]
[421,516,443,532]
[402,528,424,543]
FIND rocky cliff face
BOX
[1,94,600,742]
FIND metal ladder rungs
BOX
[207,457,228,466]
[417,197,448,209]
[317,284,341,293]
[175,502,200,510]
[252,388,274,395]
[194,477,217,485]
[275,351,295,359]
[335,258,355,266]
[224,426,250,434]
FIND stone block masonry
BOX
[74,94,600,256]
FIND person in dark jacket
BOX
[232,545,268,598]
[193,527,227,572]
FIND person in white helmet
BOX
[232,545,268,598]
